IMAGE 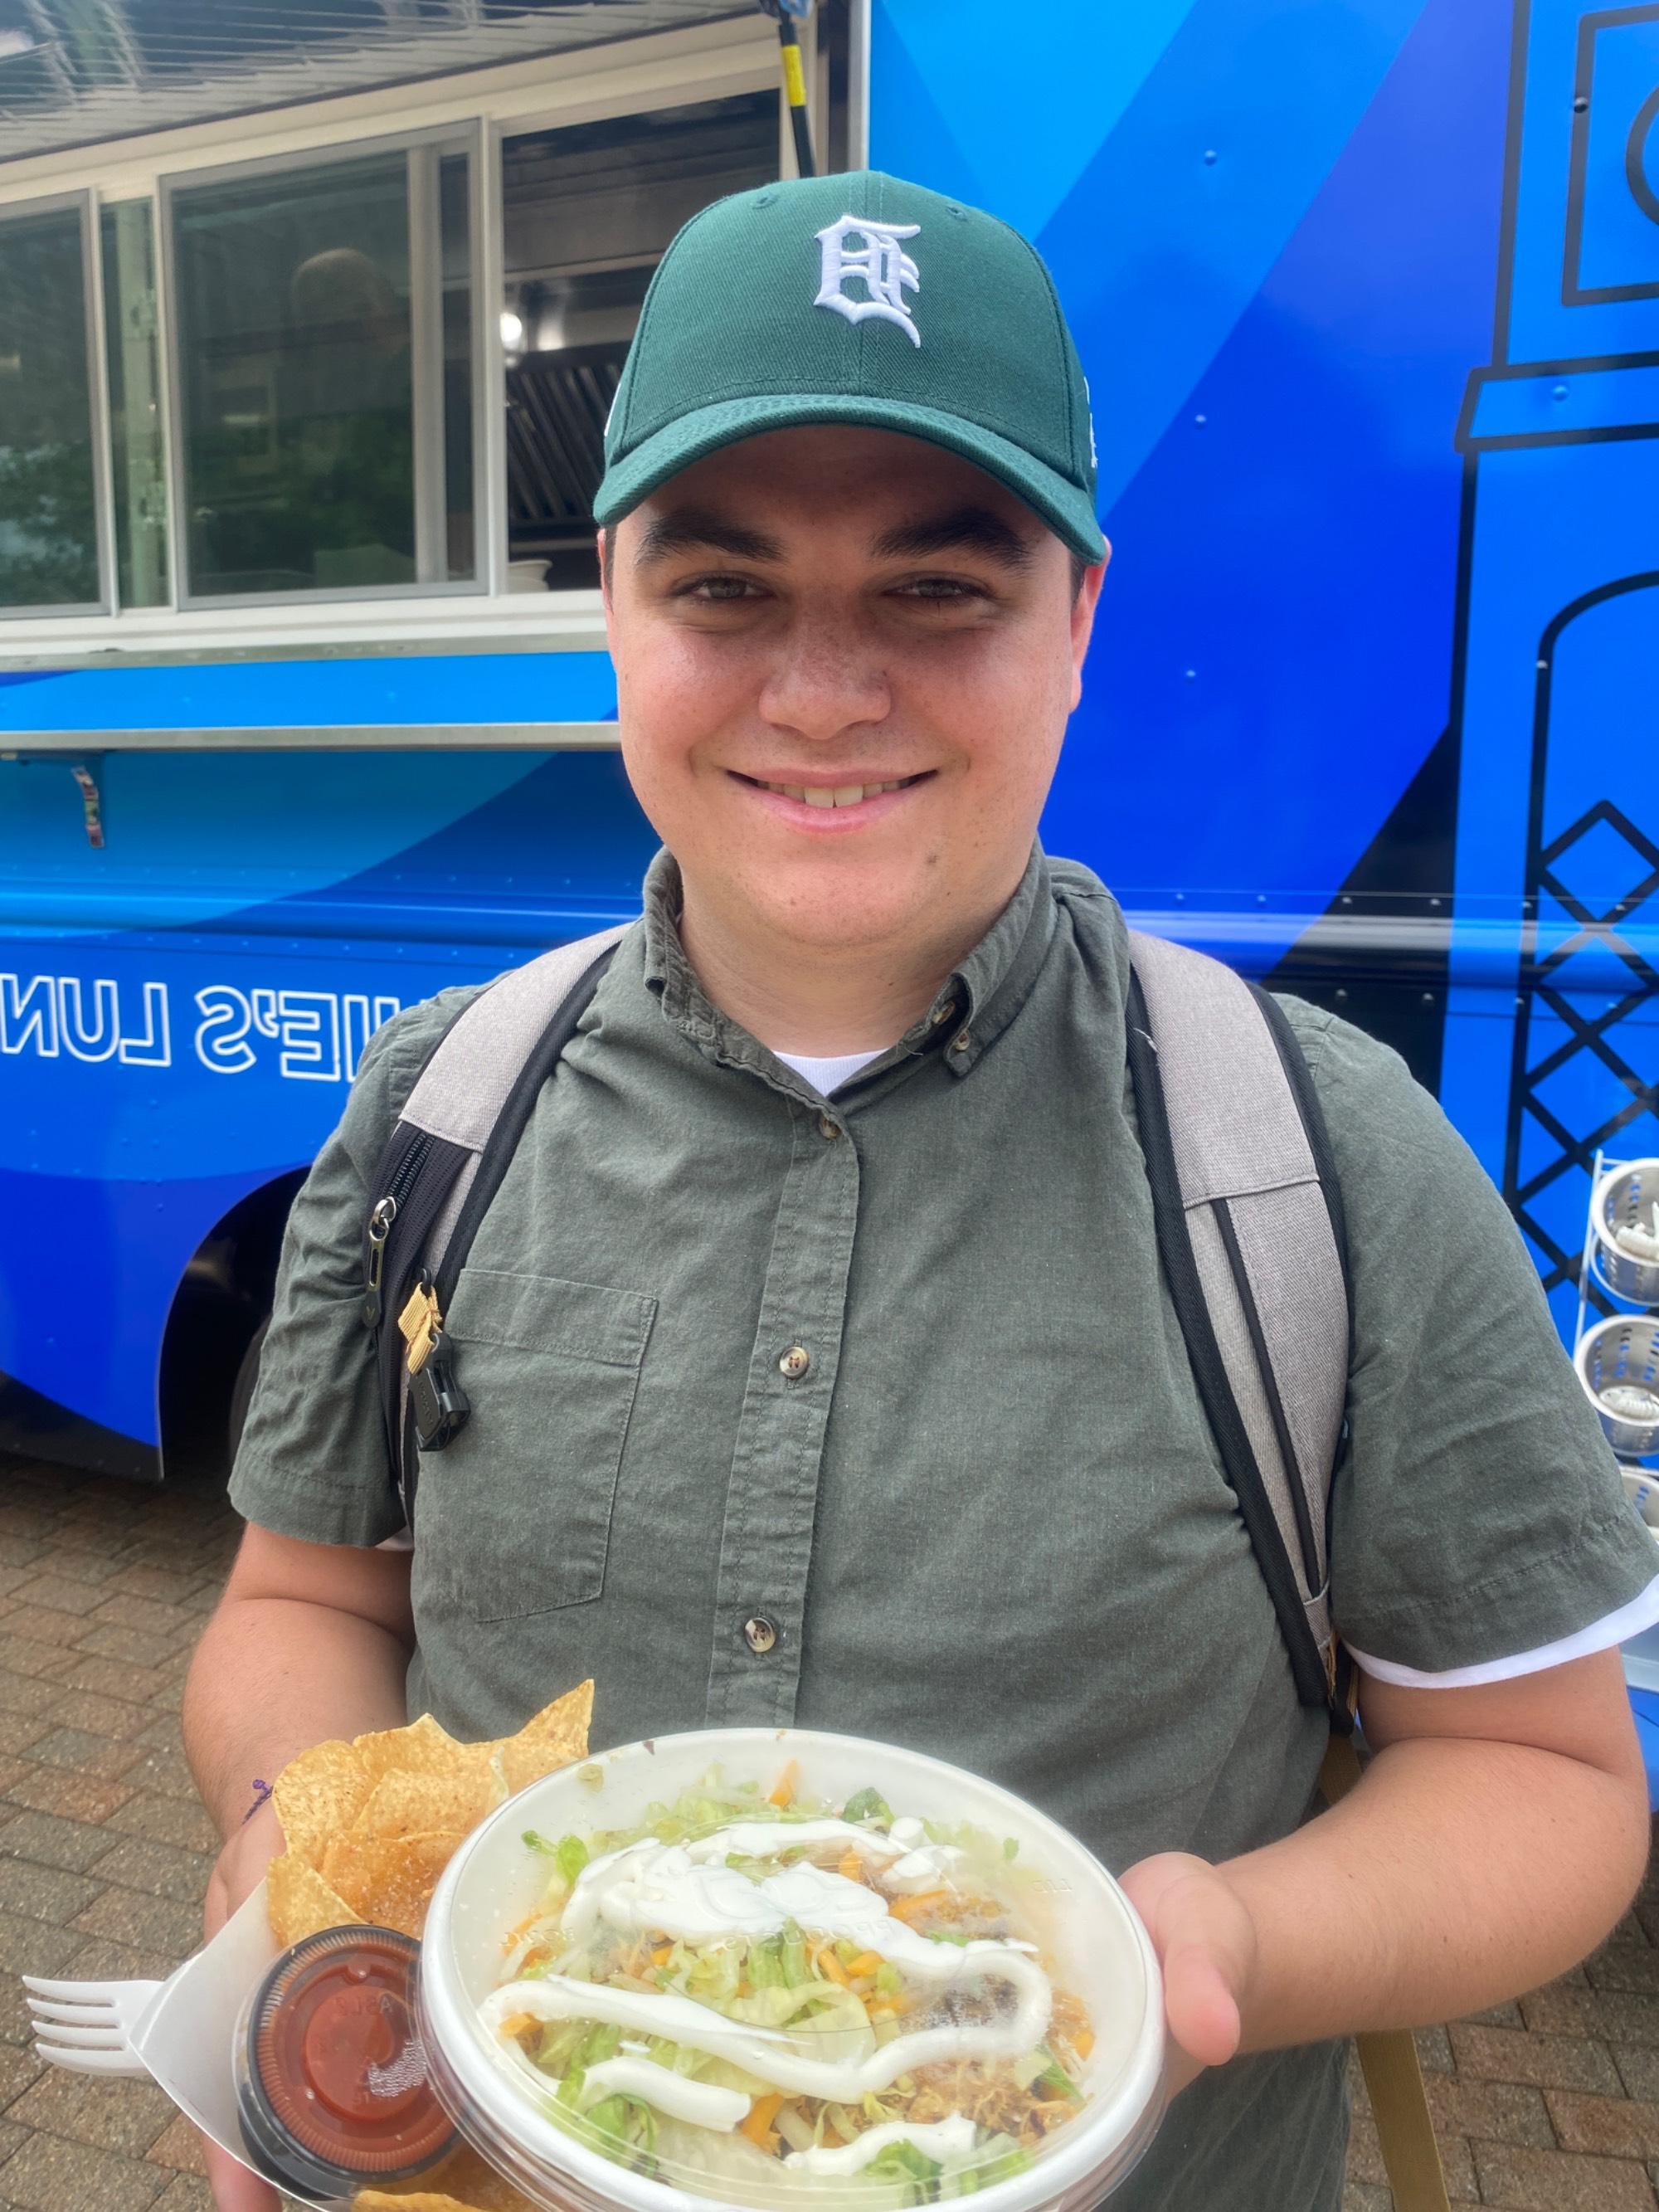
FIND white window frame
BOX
[100,194,177,614]
[0,189,117,621]
[0,7,857,663]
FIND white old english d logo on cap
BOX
[814,214,921,345]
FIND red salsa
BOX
[238,1925,456,2200]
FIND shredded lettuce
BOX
[523,1830,592,1885]
[584,1771,829,1854]
[1034,2055,1083,2103]
[865,2140,942,2199]
[500,1771,1088,2197]
[842,1787,893,1825]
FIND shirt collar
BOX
[922,842,1054,1079]
[640,843,1055,1092]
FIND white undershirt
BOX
[774,1045,888,1094]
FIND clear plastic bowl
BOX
[418,1727,1166,2212]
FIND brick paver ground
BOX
[0,1447,1652,2210]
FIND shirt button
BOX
[931,1001,958,1026]
[950,1030,972,1054]
[743,1614,780,1655]
[778,1345,811,1381]
[818,1113,840,1140]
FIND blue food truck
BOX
[1,0,1655,1498]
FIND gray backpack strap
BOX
[400,923,631,1289]
[366,923,630,1503]
[1127,929,1350,1702]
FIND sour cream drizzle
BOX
[579,2057,751,2131]
[684,1820,906,1866]
[562,1834,1022,1985]
[484,1819,1054,2120]
[784,2115,980,2175]
[480,1969,1052,2103]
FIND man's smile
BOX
[728,768,936,823]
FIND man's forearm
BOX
[1224,1731,1648,2049]
[183,1595,411,1840]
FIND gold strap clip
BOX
[397,1281,443,1375]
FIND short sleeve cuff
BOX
[229,1451,407,1550]
[1350,1566,1659,1687]
[1345,1513,1659,1681]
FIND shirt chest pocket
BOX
[412,1268,657,1622]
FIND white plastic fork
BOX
[23,1970,163,2078]
[16,1875,280,2185]
[13,1881,284,2193]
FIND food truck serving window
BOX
[0,3,854,631]
[166,135,479,605]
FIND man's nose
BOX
[757,611,891,742]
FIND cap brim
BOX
[593,391,1107,564]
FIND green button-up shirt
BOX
[234,845,1653,2212]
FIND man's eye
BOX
[682,575,763,603]
[894,576,982,602]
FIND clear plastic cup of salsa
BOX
[234,1922,458,2205]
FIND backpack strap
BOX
[1129,938,1452,2211]
[1126,929,1350,1710]
[362,923,630,1513]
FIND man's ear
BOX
[599,524,622,660]
[1068,547,1110,709]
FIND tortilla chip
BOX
[353,1763,494,1841]
[497,1678,593,1795]
[268,1679,593,1951]
[321,1827,466,1938]
[353,1710,469,1788]
[266,1852,358,1946]
[353,2196,495,2211]
[272,1737,372,1867]
[416,2146,539,2207]
[355,2147,539,2210]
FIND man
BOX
[187,172,1656,2211]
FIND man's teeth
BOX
[757,779,910,808]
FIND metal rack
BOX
[1573,1152,1659,1690]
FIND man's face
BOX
[603,426,1105,967]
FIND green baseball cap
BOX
[593,168,1106,563]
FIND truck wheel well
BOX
[158,1170,305,1488]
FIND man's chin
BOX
[740,873,932,958]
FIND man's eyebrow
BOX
[632,509,783,566]
[871,505,1035,568]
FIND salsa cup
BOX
[418,1727,1165,2212]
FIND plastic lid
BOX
[417,1731,1168,2212]
[238,1924,457,2200]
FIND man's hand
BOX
[201,1798,285,2210]
[1117,1652,1647,2098]
[1117,1852,1259,2098]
